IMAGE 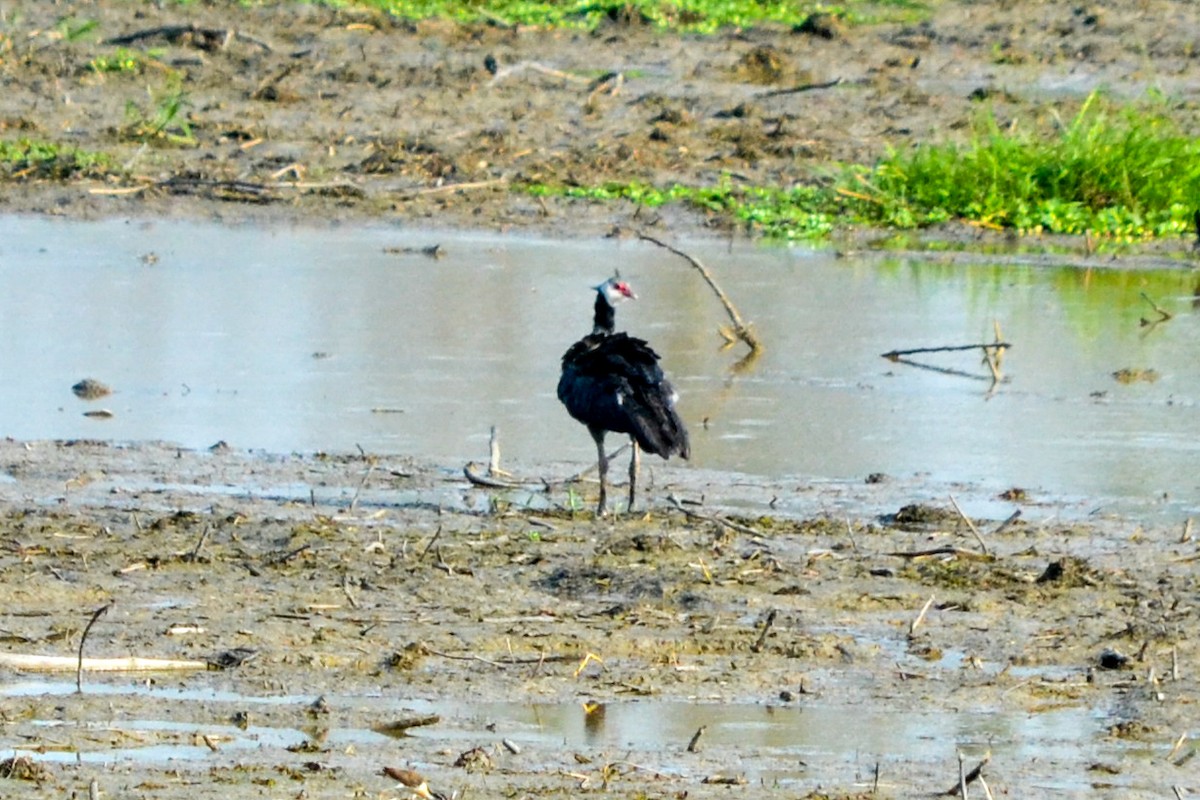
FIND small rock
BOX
[72,378,112,400]
[794,12,844,40]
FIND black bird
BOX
[558,276,689,515]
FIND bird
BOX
[557,275,689,515]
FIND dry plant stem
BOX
[77,602,113,693]
[909,594,935,637]
[757,77,843,98]
[668,495,761,536]
[943,753,991,797]
[1140,291,1174,323]
[949,494,989,555]
[887,546,992,561]
[750,609,777,653]
[883,342,1011,360]
[992,510,1022,536]
[637,233,763,354]
[686,725,706,753]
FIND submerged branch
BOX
[637,233,763,355]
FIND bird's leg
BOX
[591,428,608,516]
[627,439,640,513]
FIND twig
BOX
[883,342,1011,360]
[464,462,526,489]
[77,602,113,693]
[1181,518,1193,544]
[757,77,842,98]
[948,494,989,555]
[750,609,777,653]
[909,594,935,638]
[417,525,443,561]
[886,547,992,561]
[844,518,860,555]
[686,725,707,753]
[105,24,273,53]
[349,456,376,513]
[667,495,761,536]
[342,575,361,610]
[637,233,763,354]
[992,510,1022,536]
[183,524,211,562]
[1167,731,1189,762]
[489,61,592,86]
[943,752,990,797]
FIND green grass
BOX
[524,92,1200,241]
[90,46,166,74]
[0,139,111,179]
[314,0,929,31]
[848,91,1200,239]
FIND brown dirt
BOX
[1,2,1199,798]
[2,0,1199,248]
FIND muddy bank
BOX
[0,439,1195,798]
[1,0,1198,250]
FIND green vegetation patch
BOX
[0,139,112,180]
[324,0,927,32]
[850,91,1200,239]
[524,92,1200,241]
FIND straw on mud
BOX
[948,494,989,554]
[1167,731,1189,762]
[1181,518,1193,543]
[844,518,861,555]
[887,546,991,561]
[77,602,113,693]
[909,594,935,638]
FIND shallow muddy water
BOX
[0,677,1147,795]
[1,216,1197,518]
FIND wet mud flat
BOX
[0,439,1196,798]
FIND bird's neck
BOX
[592,293,615,335]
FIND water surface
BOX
[1,216,1196,517]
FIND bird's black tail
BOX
[628,386,689,460]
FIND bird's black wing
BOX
[558,333,689,459]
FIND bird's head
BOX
[596,276,637,306]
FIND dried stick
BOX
[883,342,1011,360]
[750,609,777,653]
[637,233,763,354]
[687,725,707,753]
[886,546,992,561]
[992,510,1022,536]
[757,77,843,98]
[949,494,989,555]
[668,495,761,536]
[909,594,935,638]
[77,602,113,693]
[942,752,990,796]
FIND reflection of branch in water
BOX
[890,357,1006,383]
[1139,291,1173,333]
